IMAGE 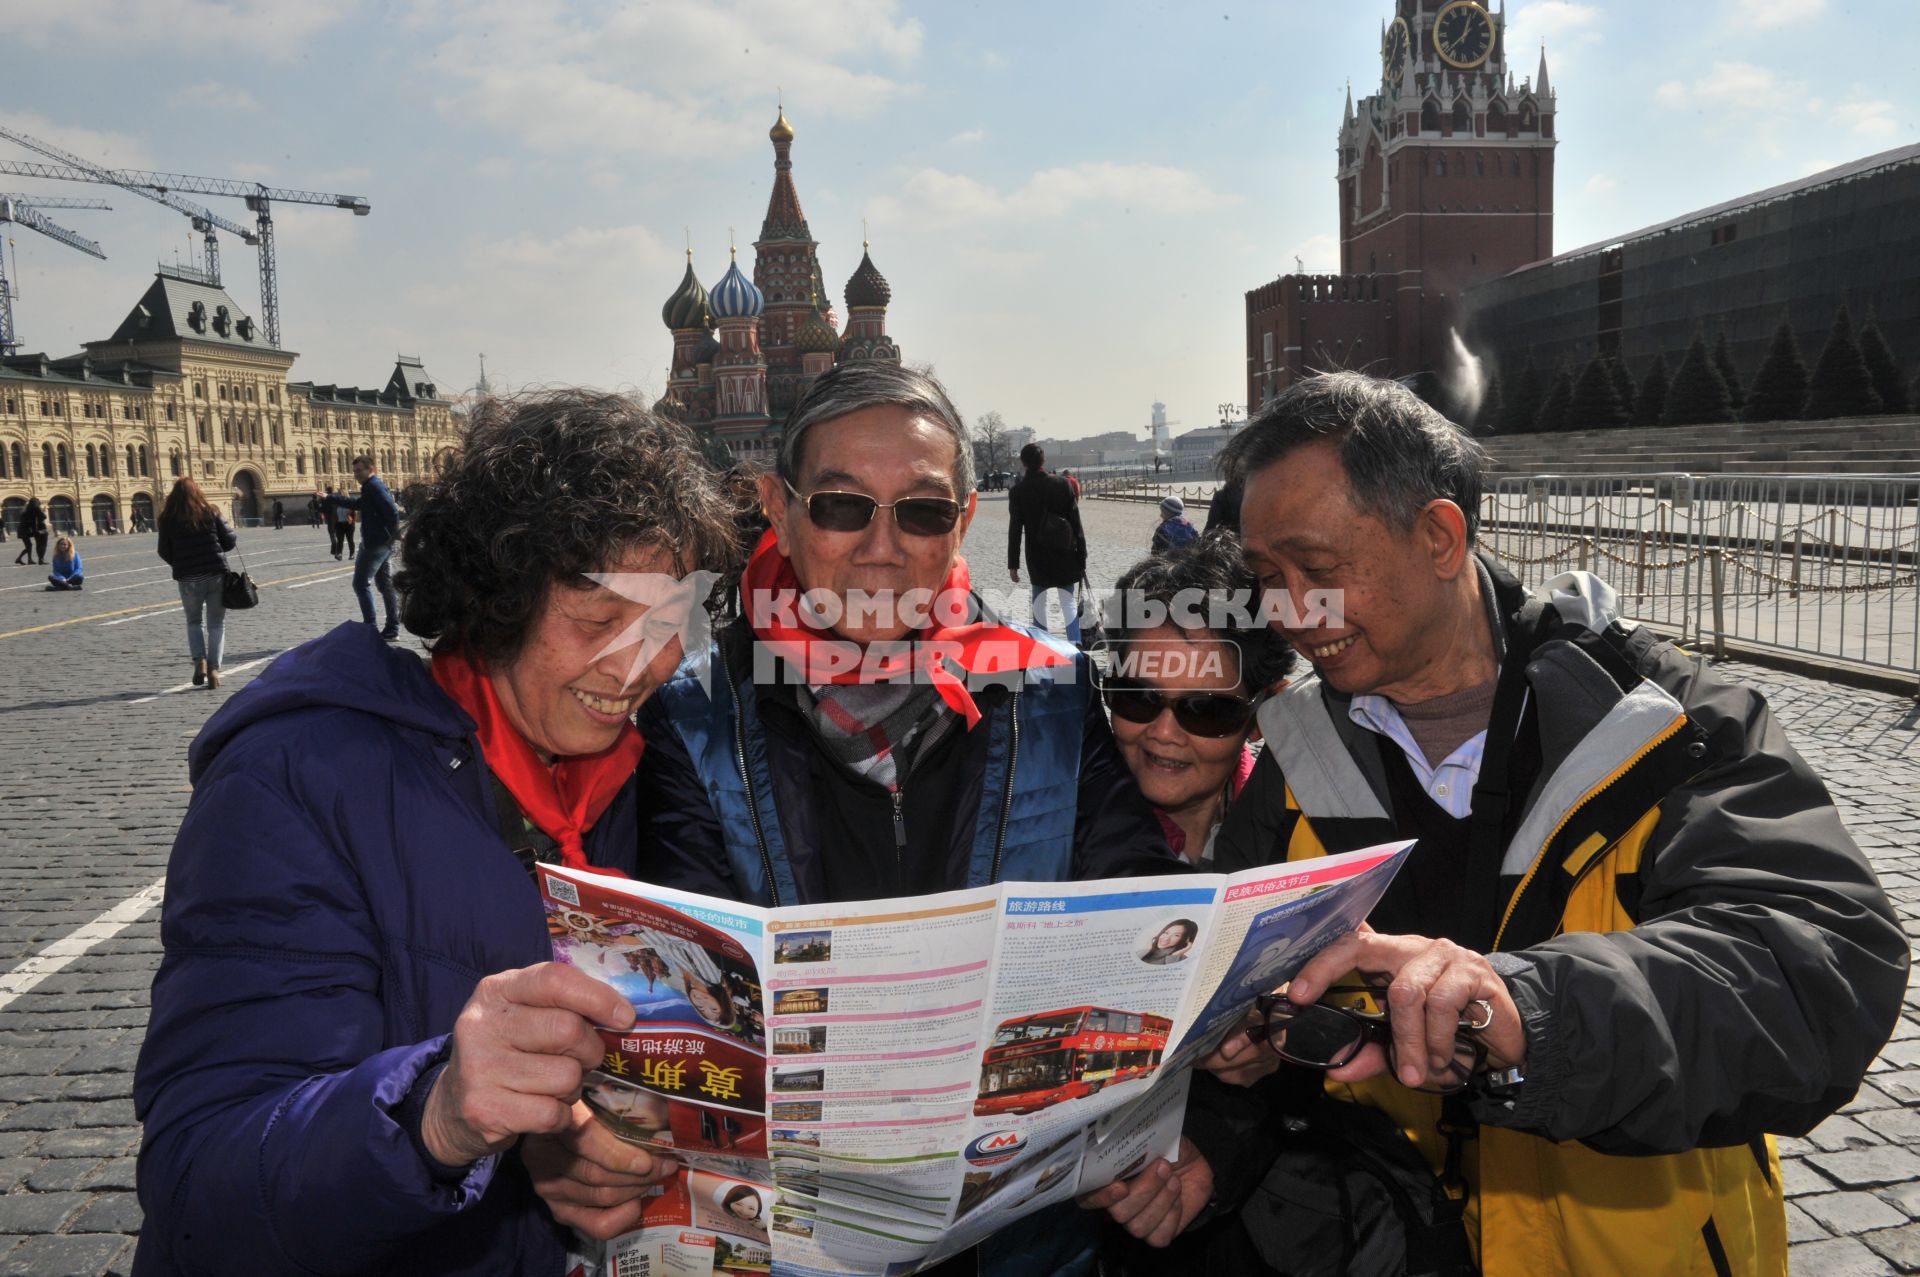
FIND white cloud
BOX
[1584,173,1617,195]
[470,157,514,180]
[1288,233,1339,274]
[170,82,260,113]
[1653,81,1688,109]
[950,128,986,145]
[870,162,1237,229]
[1741,0,1828,29]
[1827,99,1898,138]
[1505,1,1601,78]
[406,0,922,160]
[18,0,355,57]
[1689,61,1785,106]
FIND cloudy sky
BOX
[5,0,1915,439]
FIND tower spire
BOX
[1537,44,1551,97]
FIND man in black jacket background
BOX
[1007,443,1087,642]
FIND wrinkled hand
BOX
[421,962,635,1168]
[1289,931,1526,1091]
[1077,1137,1213,1247]
[1197,1017,1280,1088]
[524,1101,678,1239]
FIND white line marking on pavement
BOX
[0,878,166,1014]
[129,651,282,702]
[100,606,183,627]
[283,572,354,590]
[0,565,167,592]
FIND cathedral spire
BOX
[761,104,811,242]
[1537,45,1552,98]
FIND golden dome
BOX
[769,107,794,143]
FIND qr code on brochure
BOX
[545,873,581,907]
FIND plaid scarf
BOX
[794,679,953,790]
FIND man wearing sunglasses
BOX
[1092,372,1906,1276]
[622,361,1176,1277]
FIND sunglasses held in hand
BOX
[784,480,961,537]
[1246,984,1491,1094]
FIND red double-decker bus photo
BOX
[973,1006,1172,1116]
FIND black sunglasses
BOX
[1246,984,1489,1095]
[784,480,960,537]
[1103,680,1255,739]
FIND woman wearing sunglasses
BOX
[1104,531,1295,865]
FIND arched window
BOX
[85,444,98,478]
[0,443,8,479]
[42,443,53,478]
[56,443,69,477]
[1420,99,1440,133]
[100,446,112,478]
[1475,152,1485,177]
[1436,153,1448,176]
[1488,100,1508,134]
[170,448,183,477]
[296,452,306,475]
[1452,100,1471,134]
[127,444,137,474]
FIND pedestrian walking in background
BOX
[1061,468,1082,503]
[14,497,47,565]
[1150,495,1199,553]
[45,536,84,590]
[272,500,285,530]
[307,492,322,528]
[157,477,238,690]
[1007,443,1086,640]
[323,454,401,639]
[328,487,356,560]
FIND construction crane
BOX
[0,195,108,354]
[0,130,258,291]
[0,127,369,348]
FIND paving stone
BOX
[67,1191,141,1235]
[0,1103,92,1132]
[1788,1156,1841,1197]
[0,1190,90,1234]
[0,1076,69,1104]
[1801,1190,1912,1235]
[59,1074,133,1102]
[22,1158,98,1192]
[1811,1147,1920,1189]
[1866,1223,1920,1274]
[79,1159,136,1192]
[32,1129,136,1159]
[1789,1235,1904,1277]
[1809,1115,1887,1152]
[70,1100,136,1129]
[1879,1180,1920,1219]
[1790,1199,1836,1243]
[0,1233,132,1276]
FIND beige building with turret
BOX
[0,266,457,534]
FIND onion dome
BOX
[769,106,795,144]
[691,331,721,365]
[844,243,891,309]
[661,252,711,331]
[708,250,764,320]
[794,293,840,355]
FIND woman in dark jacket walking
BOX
[13,497,47,565]
[156,478,238,689]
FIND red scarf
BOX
[740,529,1070,728]
[431,647,644,871]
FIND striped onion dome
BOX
[794,295,840,354]
[660,254,710,330]
[707,252,764,320]
[844,245,891,309]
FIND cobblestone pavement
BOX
[0,505,1909,1274]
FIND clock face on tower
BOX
[1382,17,1410,84]
[1433,0,1494,69]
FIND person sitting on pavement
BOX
[1104,530,1293,865]
[1087,370,1908,1276]
[615,360,1178,1277]
[45,536,84,590]
[1007,442,1088,641]
[323,454,404,638]
[1150,495,1199,554]
[134,390,745,1277]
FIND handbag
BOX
[222,548,260,610]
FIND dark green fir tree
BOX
[1608,356,1637,422]
[1565,354,1628,430]
[1503,356,1544,435]
[1631,354,1670,429]
[1803,304,1881,419]
[1537,365,1574,433]
[1662,332,1734,426]
[1858,312,1906,414]
[1743,319,1810,422]
[1712,327,1745,413]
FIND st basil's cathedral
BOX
[656,107,901,461]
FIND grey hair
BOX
[1218,371,1485,540]
[778,362,975,495]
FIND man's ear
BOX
[760,471,795,554]
[1420,499,1472,581]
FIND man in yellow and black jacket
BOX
[1087,372,1907,1277]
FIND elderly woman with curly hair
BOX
[134,392,744,1277]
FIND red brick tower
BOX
[1246,1,1555,407]
[754,106,822,419]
